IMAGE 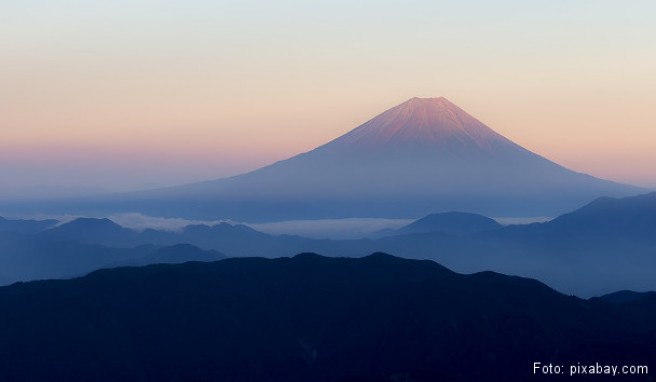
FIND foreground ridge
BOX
[0,254,653,381]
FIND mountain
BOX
[0,224,226,285]
[594,290,656,304]
[0,229,153,284]
[538,191,656,242]
[37,218,142,247]
[389,211,502,236]
[105,243,226,267]
[0,254,653,382]
[93,97,641,221]
[36,218,310,257]
[3,98,642,221]
[16,192,656,296]
[141,243,225,264]
[0,216,58,234]
[366,192,656,296]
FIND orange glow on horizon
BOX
[2,1,656,191]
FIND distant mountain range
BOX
[5,97,643,221]
[0,254,653,382]
[1,192,655,296]
[0,221,226,285]
[370,192,656,295]
[0,216,57,234]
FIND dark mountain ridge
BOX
[0,253,653,382]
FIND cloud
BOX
[250,218,413,239]
[108,215,413,238]
[107,213,236,232]
[493,216,552,225]
[21,212,233,233]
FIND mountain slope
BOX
[105,243,226,268]
[37,218,142,247]
[111,97,641,221]
[0,226,225,285]
[0,216,58,234]
[393,211,502,236]
[594,290,656,304]
[541,191,656,241]
[367,192,656,296]
[0,254,653,382]
[36,218,313,258]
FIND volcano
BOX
[117,97,641,220]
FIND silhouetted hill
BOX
[392,211,502,236]
[0,229,226,285]
[43,218,355,259]
[0,218,317,284]
[174,222,277,254]
[0,216,58,234]
[360,193,656,296]
[0,229,152,284]
[37,218,313,257]
[594,290,656,304]
[542,192,656,242]
[0,254,653,381]
[108,244,226,267]
[38,218,142,247]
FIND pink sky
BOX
[2,1,656,194]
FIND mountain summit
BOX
[322,97,510,152]
[309,97,545,167]
[113,97,642,220]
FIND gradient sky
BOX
[2,0,656,197]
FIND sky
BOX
[2,0,656,197]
